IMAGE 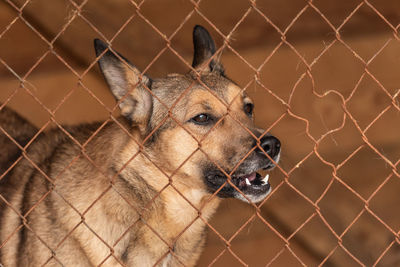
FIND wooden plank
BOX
[0,69,115,128]
[4,0,400,76]
[0,2,69,76]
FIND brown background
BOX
[1,0,400,266]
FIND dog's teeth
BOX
[262,174,269,184]
[245,178,251,186]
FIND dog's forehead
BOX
[186,84,245,112]
[151,73,244,105]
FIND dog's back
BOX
[0,107,38,219]
[0,107,108,266]
[0,107,37,174]
[0,107,38,265]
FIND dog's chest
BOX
[161,254,172,267]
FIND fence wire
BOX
[0,0,400,266]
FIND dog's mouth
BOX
[231,171,271,203]
[234,172,269,191]
[203,167,273,203]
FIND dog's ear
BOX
[192,25,224,74]
[94,39,152,132]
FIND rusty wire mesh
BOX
[1,0,400,266]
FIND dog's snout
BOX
[257,136,281,159]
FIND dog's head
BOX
[94,25,280,203]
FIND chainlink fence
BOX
[1,0,400,266]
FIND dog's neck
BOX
[89,119,221,236]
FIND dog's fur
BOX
[0,26,280,266]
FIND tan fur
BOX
[0,27,280,266]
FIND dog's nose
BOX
[257,136,281,159]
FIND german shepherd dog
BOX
[0,25,280,266]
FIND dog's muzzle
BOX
[204,135,281,203]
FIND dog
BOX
[0,25,281,266]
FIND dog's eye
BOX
[244,103,254,117]
[191,114,212,125]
